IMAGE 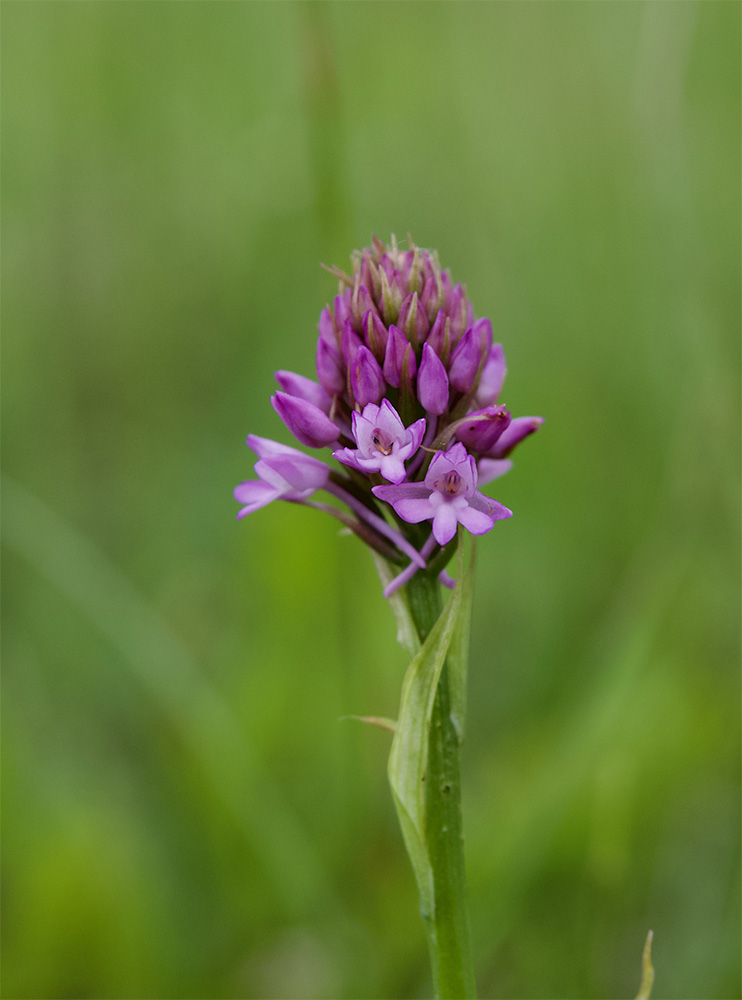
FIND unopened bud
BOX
[315,337,345,396]
[398,292,429,346]
[384,325,417,389]
[454,405,511,454]
[275,370,332,414]
[417,344,450,415]
[350,346,386,407]
[363,309,389,363]
[271,391,340,448]
[449,327,484,393]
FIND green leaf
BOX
[372,552,421,658]
[344,714,397,733]
[386,543,473,918]
[635,930,655,1000]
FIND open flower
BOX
[373,441,512,545]
[234,436,330,518]
[333,399,425,484]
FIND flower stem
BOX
[405,571,477,1000]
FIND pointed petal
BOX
[476,458,513,485]
[468,491,513,520]
[406,417,427,454]
[332,446,364,473]
[233,479,277,505]
[271,392,340,448]
[457,504,495,536]
[373,483,431,503]
[247,435,303,459]
[275,370,332,414]
[490,416,544,457]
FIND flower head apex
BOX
[234,435,329,519]
[333,400,425,484]
[372,441,512,546]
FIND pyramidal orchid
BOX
[232,236,542,1000]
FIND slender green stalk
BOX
[406,571,477,999]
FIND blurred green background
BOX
[2,2,739,998]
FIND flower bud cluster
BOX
[235,236,542,596]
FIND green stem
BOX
[406,572,477,1000]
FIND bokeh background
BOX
[2,2,740,998]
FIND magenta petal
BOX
[373,482,431,503]
[315,338,345,396]
[332,446,364,472]
[234,480,276,505]
[448,327,482,393]
[394,497,436,523]
[407,417,427,454]
[431,503,459,545]
[271,392,340,448]
[475,344,507,406]
[457,504,495,536]
[275,370,331,414]
[378,454,407,484]
[477,458,513,485]
[455,405,511,454]
[234,480,280,517]
[350,345,385,407]
[490,416,544,457]
[247,435,303,459]
[383,324,407,388]
[468,492,513,520]
[258,454,329,492]
[417,343,449,415]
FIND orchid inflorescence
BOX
[234,235,543,597]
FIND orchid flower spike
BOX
[234,235,541,596]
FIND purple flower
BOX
[234,436,330,518]
[373,441,512,546]
[333,399,425,484]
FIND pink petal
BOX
[379,454,407,484]
[468,492,513,520]
[373,483,430,503]
[477,458,513,485]
[457,504,496,536]
[376,398,405,439]
[234,480,280,517]
[395,497,436,524]
[432,503,459,545]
